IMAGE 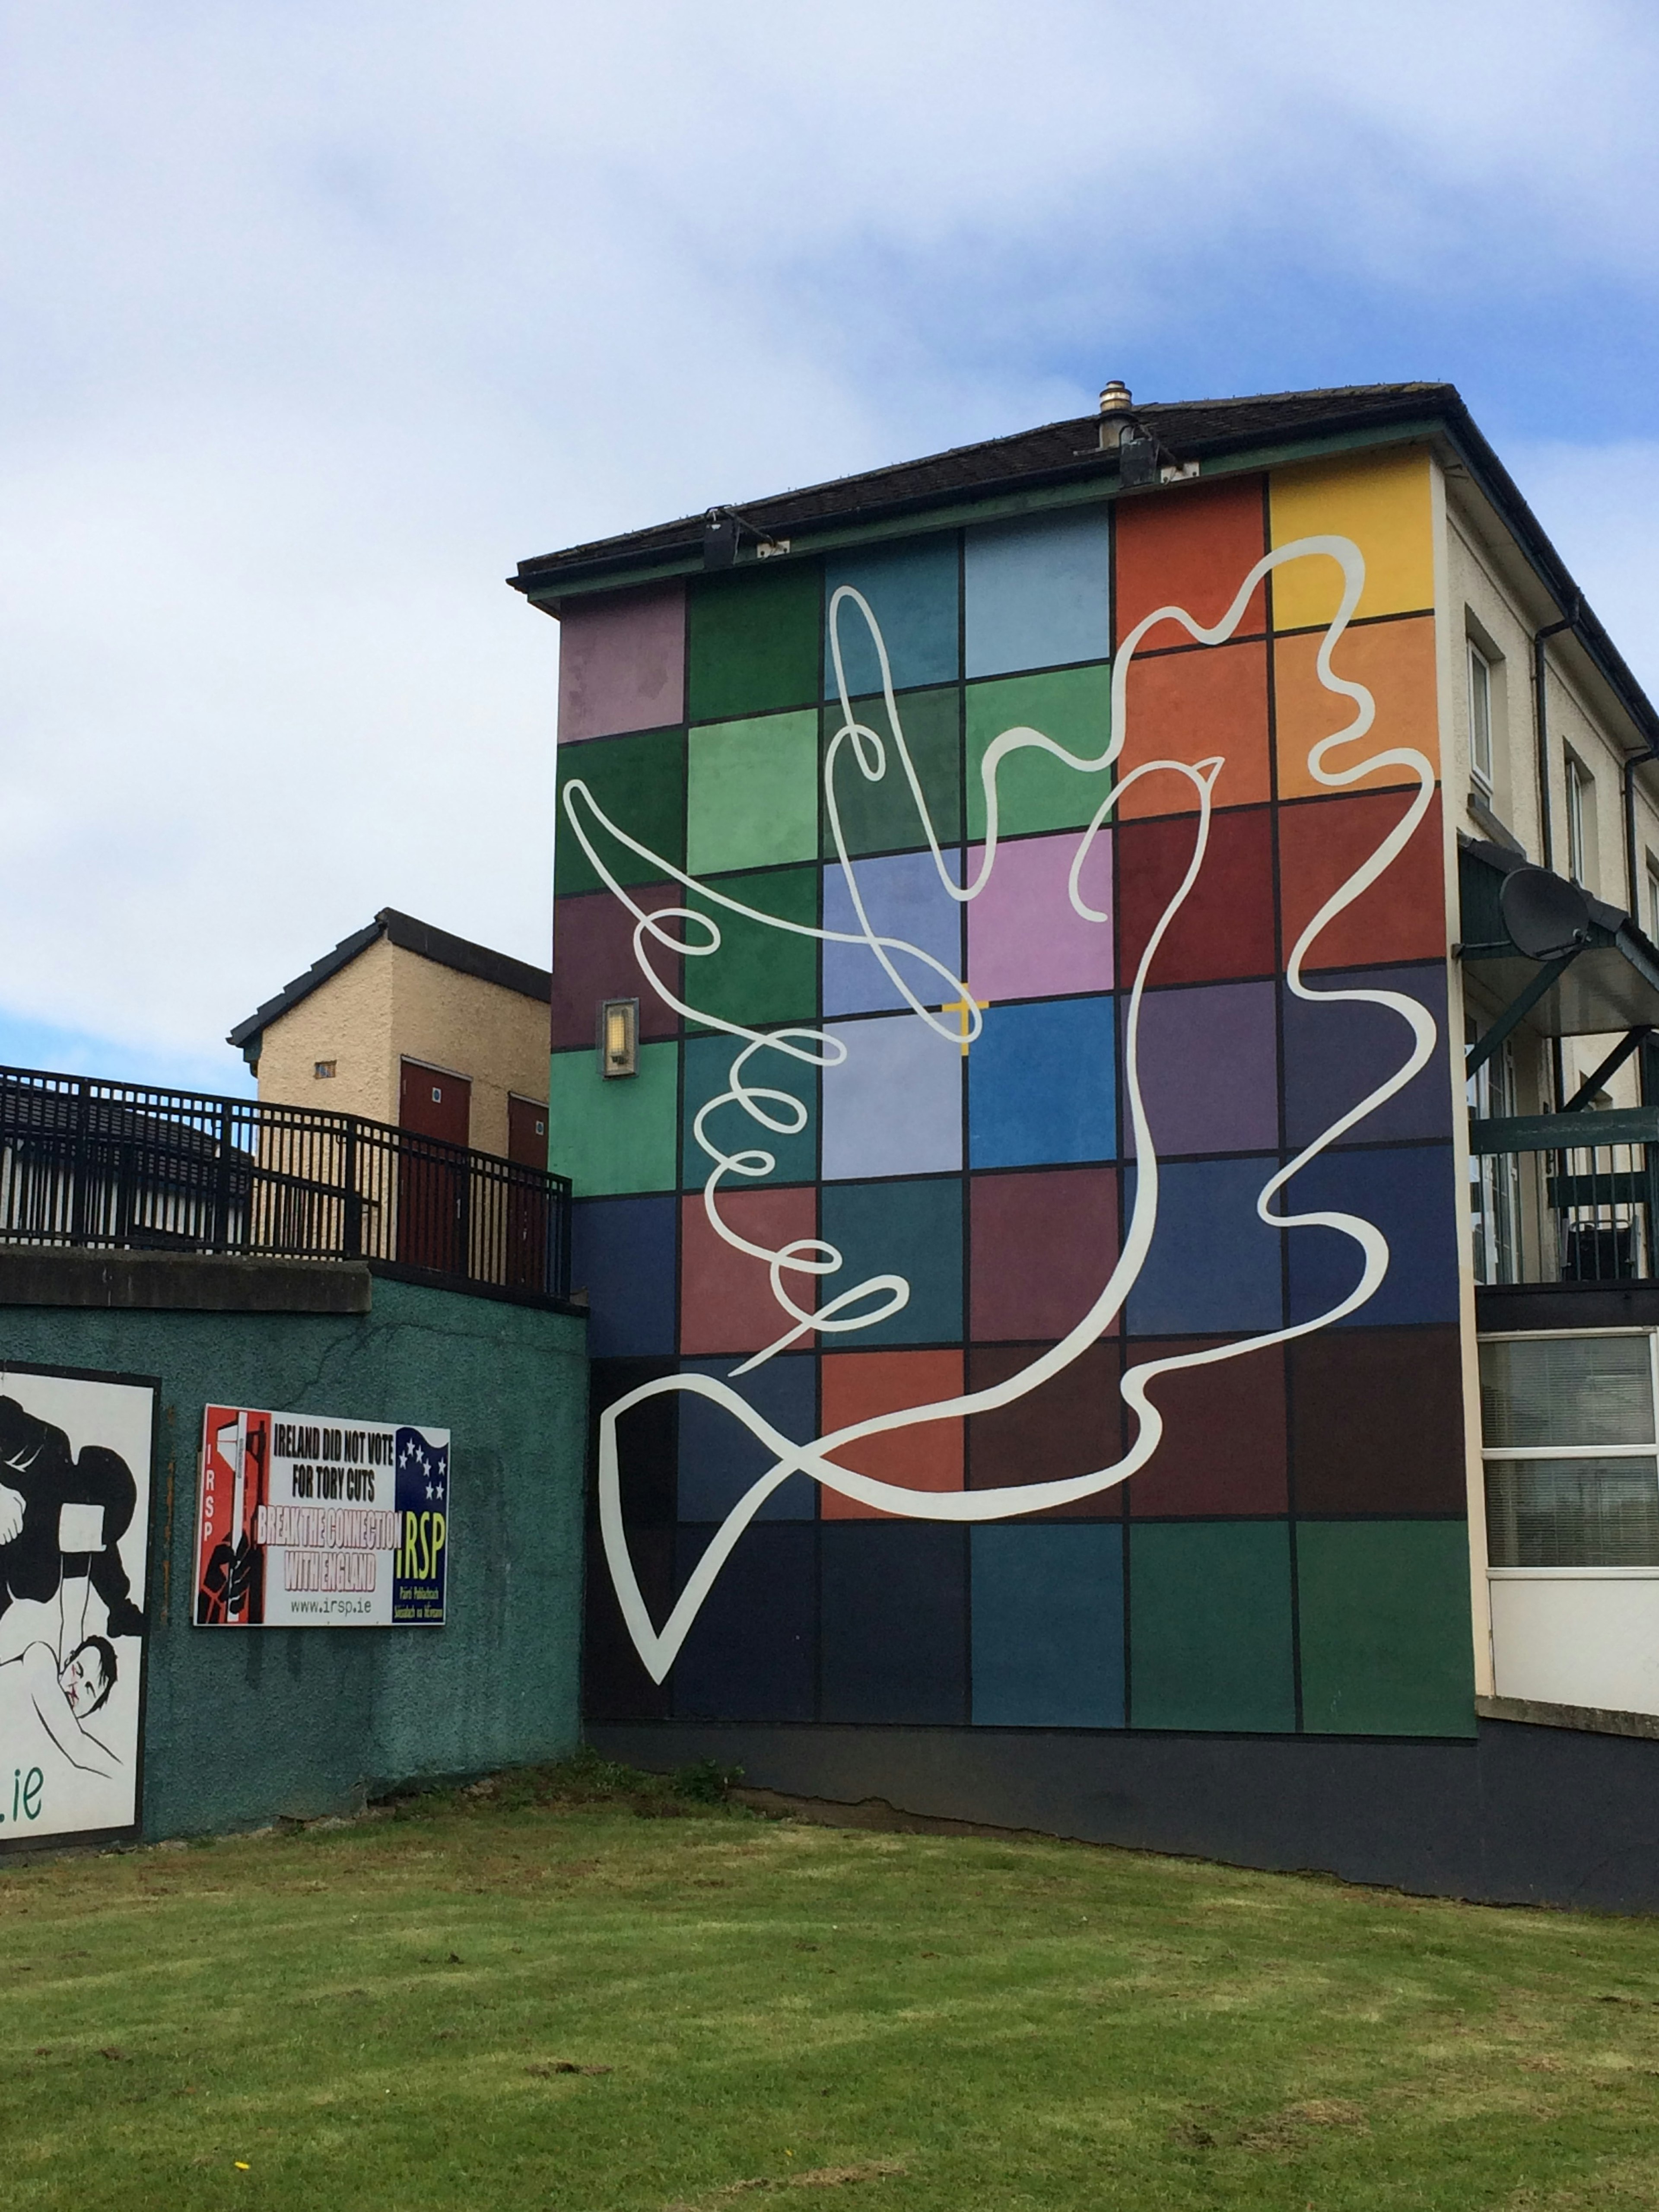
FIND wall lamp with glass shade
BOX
[599,998,639,1078]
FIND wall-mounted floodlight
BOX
[600,998,639,1078]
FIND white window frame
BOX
[1646,854,1659,943]
[1564,749,1590,885]
[1468,640,1494,794]
[1480,1327,1659,1579]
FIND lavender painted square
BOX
[558,585,686,743]
[965,831,1112,1004]
[823,849,965,1017]
[821,1014,963,1180]
[1124,980,1279,1157]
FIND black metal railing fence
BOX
[0,1065,571,1302]
[1469,1108,1659,1287]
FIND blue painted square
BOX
[672,1524,817,1722]
[821,1523,967,1722]
[826,537,960,699]
[571,1194,677,1356]
[1122,1157,1284,1335]
[682,1032,818,1192]
[823,847,965,1018]
[818,1178,963,1346]
[1282,964,1452,1149]
[678,1355,818,1521]
[971,1525,1125,1726]
[822,1015,963,1181]
[964,506,1113,679]
[1285,1144,1460,1328]
[968,996,1117,1169]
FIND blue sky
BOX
[1,0,1656,1094]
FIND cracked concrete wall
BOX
[0,1276,586,1837]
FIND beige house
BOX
[229,909,551,1167]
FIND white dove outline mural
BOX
[558,533,1440,1682]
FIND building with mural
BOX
[512,381,1659,1904]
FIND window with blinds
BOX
[1481,1333,1659,1567]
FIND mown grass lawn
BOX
[7,1762,1659,2212]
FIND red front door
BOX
[505,1094,550,1290]
[397,1061,471,1272]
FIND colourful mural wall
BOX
[549,449,1476,1742]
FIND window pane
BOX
[1468,646,1492,784]
[1486,1456,1659,1567]
[1480,1334,1655,1447]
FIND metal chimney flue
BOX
[1099,380,1133,415]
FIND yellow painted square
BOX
[1268,450,1434,631]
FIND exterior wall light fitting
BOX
[600,998,639,1078]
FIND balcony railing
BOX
[1469,1109,1659,1287]
[0,1065,572,1305]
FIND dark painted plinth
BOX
[590,1718,1659,1915]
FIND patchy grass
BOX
[7,1756,1659,2209]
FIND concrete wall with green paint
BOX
[0,1265,586,1837]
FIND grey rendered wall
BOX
[0,1271,586,1837]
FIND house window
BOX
[1468,641,1494,793]
[1564,750,1590,885]
[314,1061,337,1080]
[1481,1332,1659,1566]
[1646,855,1659,942]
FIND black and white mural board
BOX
[194,1407,450,1628]
[0,1362,156,1850]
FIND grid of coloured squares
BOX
[555,451,1473,1742]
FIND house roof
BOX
[227,909,551,1052]
[509,378,1659,753]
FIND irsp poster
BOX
[0,1362,156,1851]
[194,1408,450,1628]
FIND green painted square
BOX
[555,726,686,897]
[820,686,963,858]
[1297,1520,1476,1738]
[966,664,1113,839]
[1129,1522,1295,1732]
[687,711,820,875]
[547,1039,679,1197]
[681,1030,818,1191]
[683,866,819,1034]
[688,563,822,725]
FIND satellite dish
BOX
[1500,866,1592,960]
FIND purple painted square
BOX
[1124,981,1279,1157]
[823,849,965,1018]
[558,585,686,744]
[1281,964,1451,1148]
[822,1014,963,1180]
[966,832,1113,1004]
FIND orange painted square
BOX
[1277,789,1448,971]
[820,1349,964,1520]
[1275,616,1440,800]
[679,1187,816,1357]
[1115,476,1267,647]
[1116,639,1270,818]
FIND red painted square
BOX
[1277,789,1447,971]
[966,1341,1123,1519]
[1115,476,1268,646]
[1115,808,1277,988]
[820,1349,964,1520]
[1123,1338,1288,1516]
[551,888,682,1051]
[970,1168,1119,1343]
[679,1188,816,1357]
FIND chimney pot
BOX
[1099,380,1133,414]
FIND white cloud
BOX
[0,0,1656,1080]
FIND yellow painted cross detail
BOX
[941,993,991,1057]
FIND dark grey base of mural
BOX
[591,1719,1659,1915]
